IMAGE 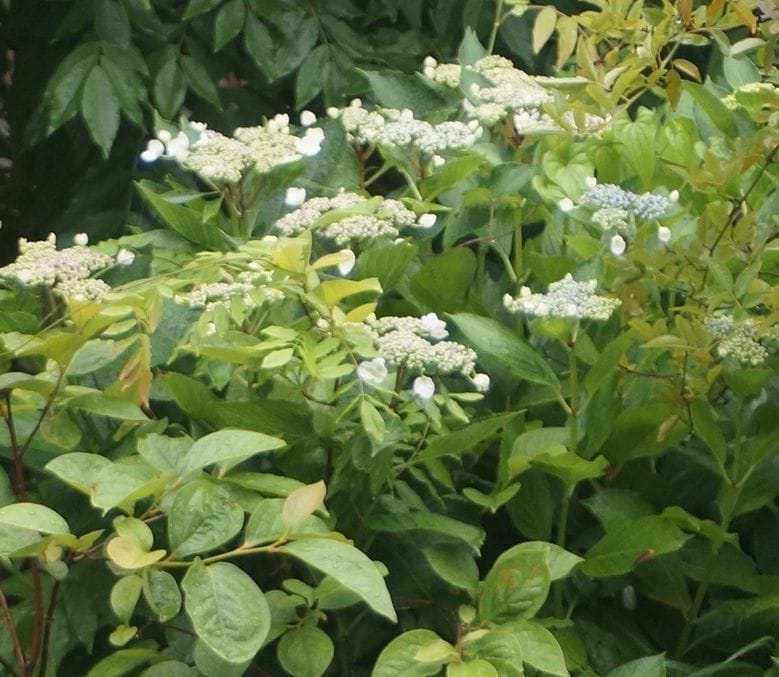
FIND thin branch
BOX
[0,583,25,675]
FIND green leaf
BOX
[533,6,557,54]
[581,516,690,578]
[45,42,100,131]
[86,647,159,677]
[681,81,737,137]
[605,653,666,676]
[458,27,487,65]
[506,620,569,676]
[447,659,498,676]
[135,181,232,249]
[143,568,182,622]
[168,480,245,558]
[360,399,386,445]
[181,55,220,108]
[95,0,131,48]
[0,502,70,534]
[141,661,198,677]
[372,629,450,677]
[359,69,459,118]
[423,543,479,594]
[449,314,561,392]
[100,52,145,126]
[46,452,112,495]
[182,560,271,663]
[244,498,329,545]
[154,59,186,119]
[531,451,609,487]
[277,626,335,677]
[410,248,477,313]
[296,44,328,109]
[184,0,221,19]
[66,393,147,421]
[244,13,278,81]
[214,0,246,51]
[282,480,326,531]
[689,398,727,472]
[479,547,551,624]
[508,541,583,581]
[180,429,286,474]
[111,574,143,624]
[81,64,121,158]
[278,537,396,622]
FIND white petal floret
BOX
[413,376,435,400]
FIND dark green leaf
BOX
[277,626,334,677]
[359,69,460,118]
[184,0,221,19]
[372,629,448,677]
[416,413,519,463]
[295,44,328,109]
[214,0,246,51]
[81,64,121,158]
[95,0,132,48]
[143,568,182,622]
[244,13,278,81]
[181,55,220,108]
[154,59,187,120]
[605,653,666,677]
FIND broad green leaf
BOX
[0,468,12,508]
[359,69,460,118]
[66,393,147,421]
[136,181,231,250]
[416,413,519,463]
[184,0,220,19]
[86,646,159,677]
[181,429,286,474]
[244,498,329,546]
[0,502,70,534]
[372,629,450,677]
[95,0,131,48]
[681,81,737,137]
[46,452,112,495]
[296,44,328,108]
[315,278,382,307]
[244,13,278,81]
[193,639,251,677]
[531,451,609,487]
[277,626,335,677]
[360,399,386,445]
[461,626,523,664]
[181,55,220,108]
[282,480,326,531]
[410,248,477,313]
[447,659,498,676]
[143,568,182,622]
[109,624,138,647]
[533,6,557,54]
[153,58,186,121]
[81,64,120,158]
[168,480,244,558]
[605,653,666,676]
[581,516,690,578]
[278,537,396,622]
[45,42,100,131]
[505,620,569,676]
[423,544,479,594]
[463,484,520,514]
[479,547,551,624]
[91,459,163,513]
[582,490,655,531]
[111,574,143,624]
[509,541,583,581]
[67,336,125,376]
[458,27,487,65]
[182,560,271,663]
[450,314,560,392]
[141,661,198,677]
[106,536,166,570]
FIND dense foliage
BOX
[1,0,778,676]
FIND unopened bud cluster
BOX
[0,235,115,301]
[504,273,621,321]
[704,315,770,366]
[274,190,419,246]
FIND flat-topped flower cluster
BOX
[0,234,132,301]
[422,54,610,134]
[274,189,432,246]
[504,273,621,321]
[705,315,772,366]
[140,114,324,184]
[356,313,490,398]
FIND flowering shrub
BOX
[1,1,778,676]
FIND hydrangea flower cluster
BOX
[560,178,678,253]
[357,313,490,396]
[504,274,621,321]
[722,81,779,110]
[176,270,283,311]
[422,55,610,134]
[273,190,423,246]
[327,100,482,161]
[141,115,324,184]
[0,234,116,301]
[704,315,771,366]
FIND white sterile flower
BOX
[116,248,135,265]
[140,139,165,163]
[326,107,339,119]
[669,190,679,203]
[357,357,388,384]
[420,312,448,340]
[558,198,575,213]
[432,155,445,167]
[205,322,217,336]
[285,186,307,207]
[585,176,598,189]
[413,375,435,400]
[167,132,190,160]
[657,226,672,243]
[337,249,356,276]
[423,56,438,69]
[158,130,172,144]
[610,234,627,256]
[300,110,317,127]
[472,373,490,392]
[73,233,88,246]
[298,127,324,156]
[417,213,437,229]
